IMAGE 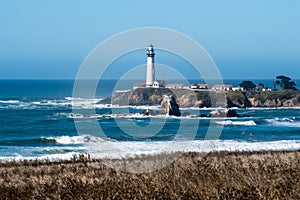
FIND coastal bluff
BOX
[99,88,300,108]
[100,88,175,106]
[226,90,300,108]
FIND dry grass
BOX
[0,150,300,199]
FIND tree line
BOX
[239,75,297,91]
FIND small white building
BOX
[166,84,185,89]
[152,81,159,88]
[262,88,272,91]
[212,84,233,91]
[232,86,244,91]
[198,84,208,89]
[190,84,198,89]
[190,84,209,90]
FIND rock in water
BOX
[226,109,239,117]
[209,109,240,118]
[161,95,181,116]
[142,108,155,116]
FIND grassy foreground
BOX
[0,151,300,199]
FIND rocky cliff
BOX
[251,91,300,107]
[161,95,181,116]
[100,88,175,106]
[184,90,300,108]
[99,88,300,108]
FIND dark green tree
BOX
[257,82,264,91]
[239,80,256,91]
[276,75,297,90]
[273,80,281,90]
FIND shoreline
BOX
[1,139,300,162]
[95,103,300,110]
[1,150,299,199]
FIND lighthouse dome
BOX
[148,44,154,50]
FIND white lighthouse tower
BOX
[146,44,156,87]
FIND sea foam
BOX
[215,120,256,126]
[265,117,300,127]
[86,139,300,159]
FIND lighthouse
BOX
[146,44,156,87]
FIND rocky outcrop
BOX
[99,88,174,106]
[161,95,181,116]
[98,88,181,116]
[226,92,252,108]
[129,88,174,106]
[252,91,300,108]
[176,91,227,108]
[201,109,242,118]
[99,88,300,108]
[223,91,300,108]
[142,108,156,116]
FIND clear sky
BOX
[0,0,299,79]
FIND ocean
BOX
[0,79,300,161]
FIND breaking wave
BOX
[215,120,256,126]
[0,100,20,104]
[0,135,110,146]
[1,137,300,160]
[44,135,110,145]
[85,139,300,159]
[265,117,300,127]
[0,97,103,109]
[0,152,83,162]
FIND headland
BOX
[100,88,300,108]
[100,45,299,111]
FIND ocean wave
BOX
[57,112,173,120]
[45,135,111,145]
[0,97,103,109]
[0,152,83,162]
[1,139,300,161]
[56,111,255,121]
[189,140,300,152]
[215,120,256,126]
[0,100,20,104]
[57,113,85,119]
[180,107,241,111]
[85,139,300,159]
[32,148,78,155]
[246,107,300,110]
[0,137,57,146]
[1,135,110,146]
[265,117,300,127]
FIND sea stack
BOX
[161,95,181,116]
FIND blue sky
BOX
[0,0,299,79]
